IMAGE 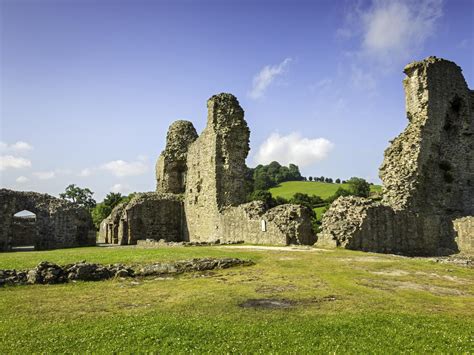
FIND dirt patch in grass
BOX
[218,245,331,252]
[239,298,296,309]
[359,279,468,296]
[371,270,410,276]
[239,295,339,309]
[255,284,298,294]
[338,256,398,263]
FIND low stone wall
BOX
[0,258,254,286]
[220,201,315,245]
[454,217,474,253]
[317,196,462,256]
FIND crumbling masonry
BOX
[0,189,96,251]
[99,93,315,246]
[317,57,474,255]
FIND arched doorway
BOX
[11,210,37,251]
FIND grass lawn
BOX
[269,181,382,200]
[0,246,472,353]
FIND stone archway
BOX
[11,210,37,251]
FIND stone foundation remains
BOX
[318,57,474,256]
[100,93,315,245]
[0,189,96,251]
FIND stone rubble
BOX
[0,257,253,286]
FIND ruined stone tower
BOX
[156,120,198,194]
[380,57,474,215]
[318,57,474,255]
[99,93,314,246]
[185,93,251,241]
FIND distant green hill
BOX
[269,181,382,200]
[269,181,382,222]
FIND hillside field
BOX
[0,246,472,353]
[269,181,382,200]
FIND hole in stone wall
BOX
[450,95,463,114]
[438,161,452,171]
[11,210,37,251]
[443,171,454,184]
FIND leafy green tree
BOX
[248,190,275,209]
[335,178,341,184]
[91,192,136,229]
[274,196,289,206]
[103,192,123,209]
[254,170,275,190]
[326,187,352,203]
[59,184,96,210]
[308,176,313,181]
[91,203,111,229]
[347,177,371,197]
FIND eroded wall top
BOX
[379,56,473,215]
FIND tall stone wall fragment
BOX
[318,57,474,255]
[156,120,198,194]
[185,93,250,241]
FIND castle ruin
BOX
[100,93,315,246]
[0,189,96,251]
[317,57,474,255]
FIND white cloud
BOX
[101,159,148,177]
[79,168,93,177]
[0,141,33,152]
[254,132,334,168]
[355,0,443,64]
[248,58,292,99]
[16,176,29,183]
[33,171,56,180]
[110,183,132,194]
[0,155,32,170]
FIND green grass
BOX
[269,181,382,200]
[1,246,472,353]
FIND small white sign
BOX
[261,220,267,232]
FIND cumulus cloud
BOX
[0,155,32,170]
[33,171,56,180]
[346,0,443,65]
[248,58,292,99]
[16,176,29,183]
[254,132,334,168]
[0,141,33,152]
[79,168,93,177]
[110,183,132,194]
[101,159,148,177]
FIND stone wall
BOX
[220,201,315,245]
[184,93,251,241]
[156,120,198,194]
[318,57,474,256]
[0,189,95,252]
[454,217,474,253]
[101,93,315,246]
[99,193,184,245]
[10,218,37,247]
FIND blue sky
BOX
[1,0,473,200]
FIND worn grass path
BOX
[0,246,472,353]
